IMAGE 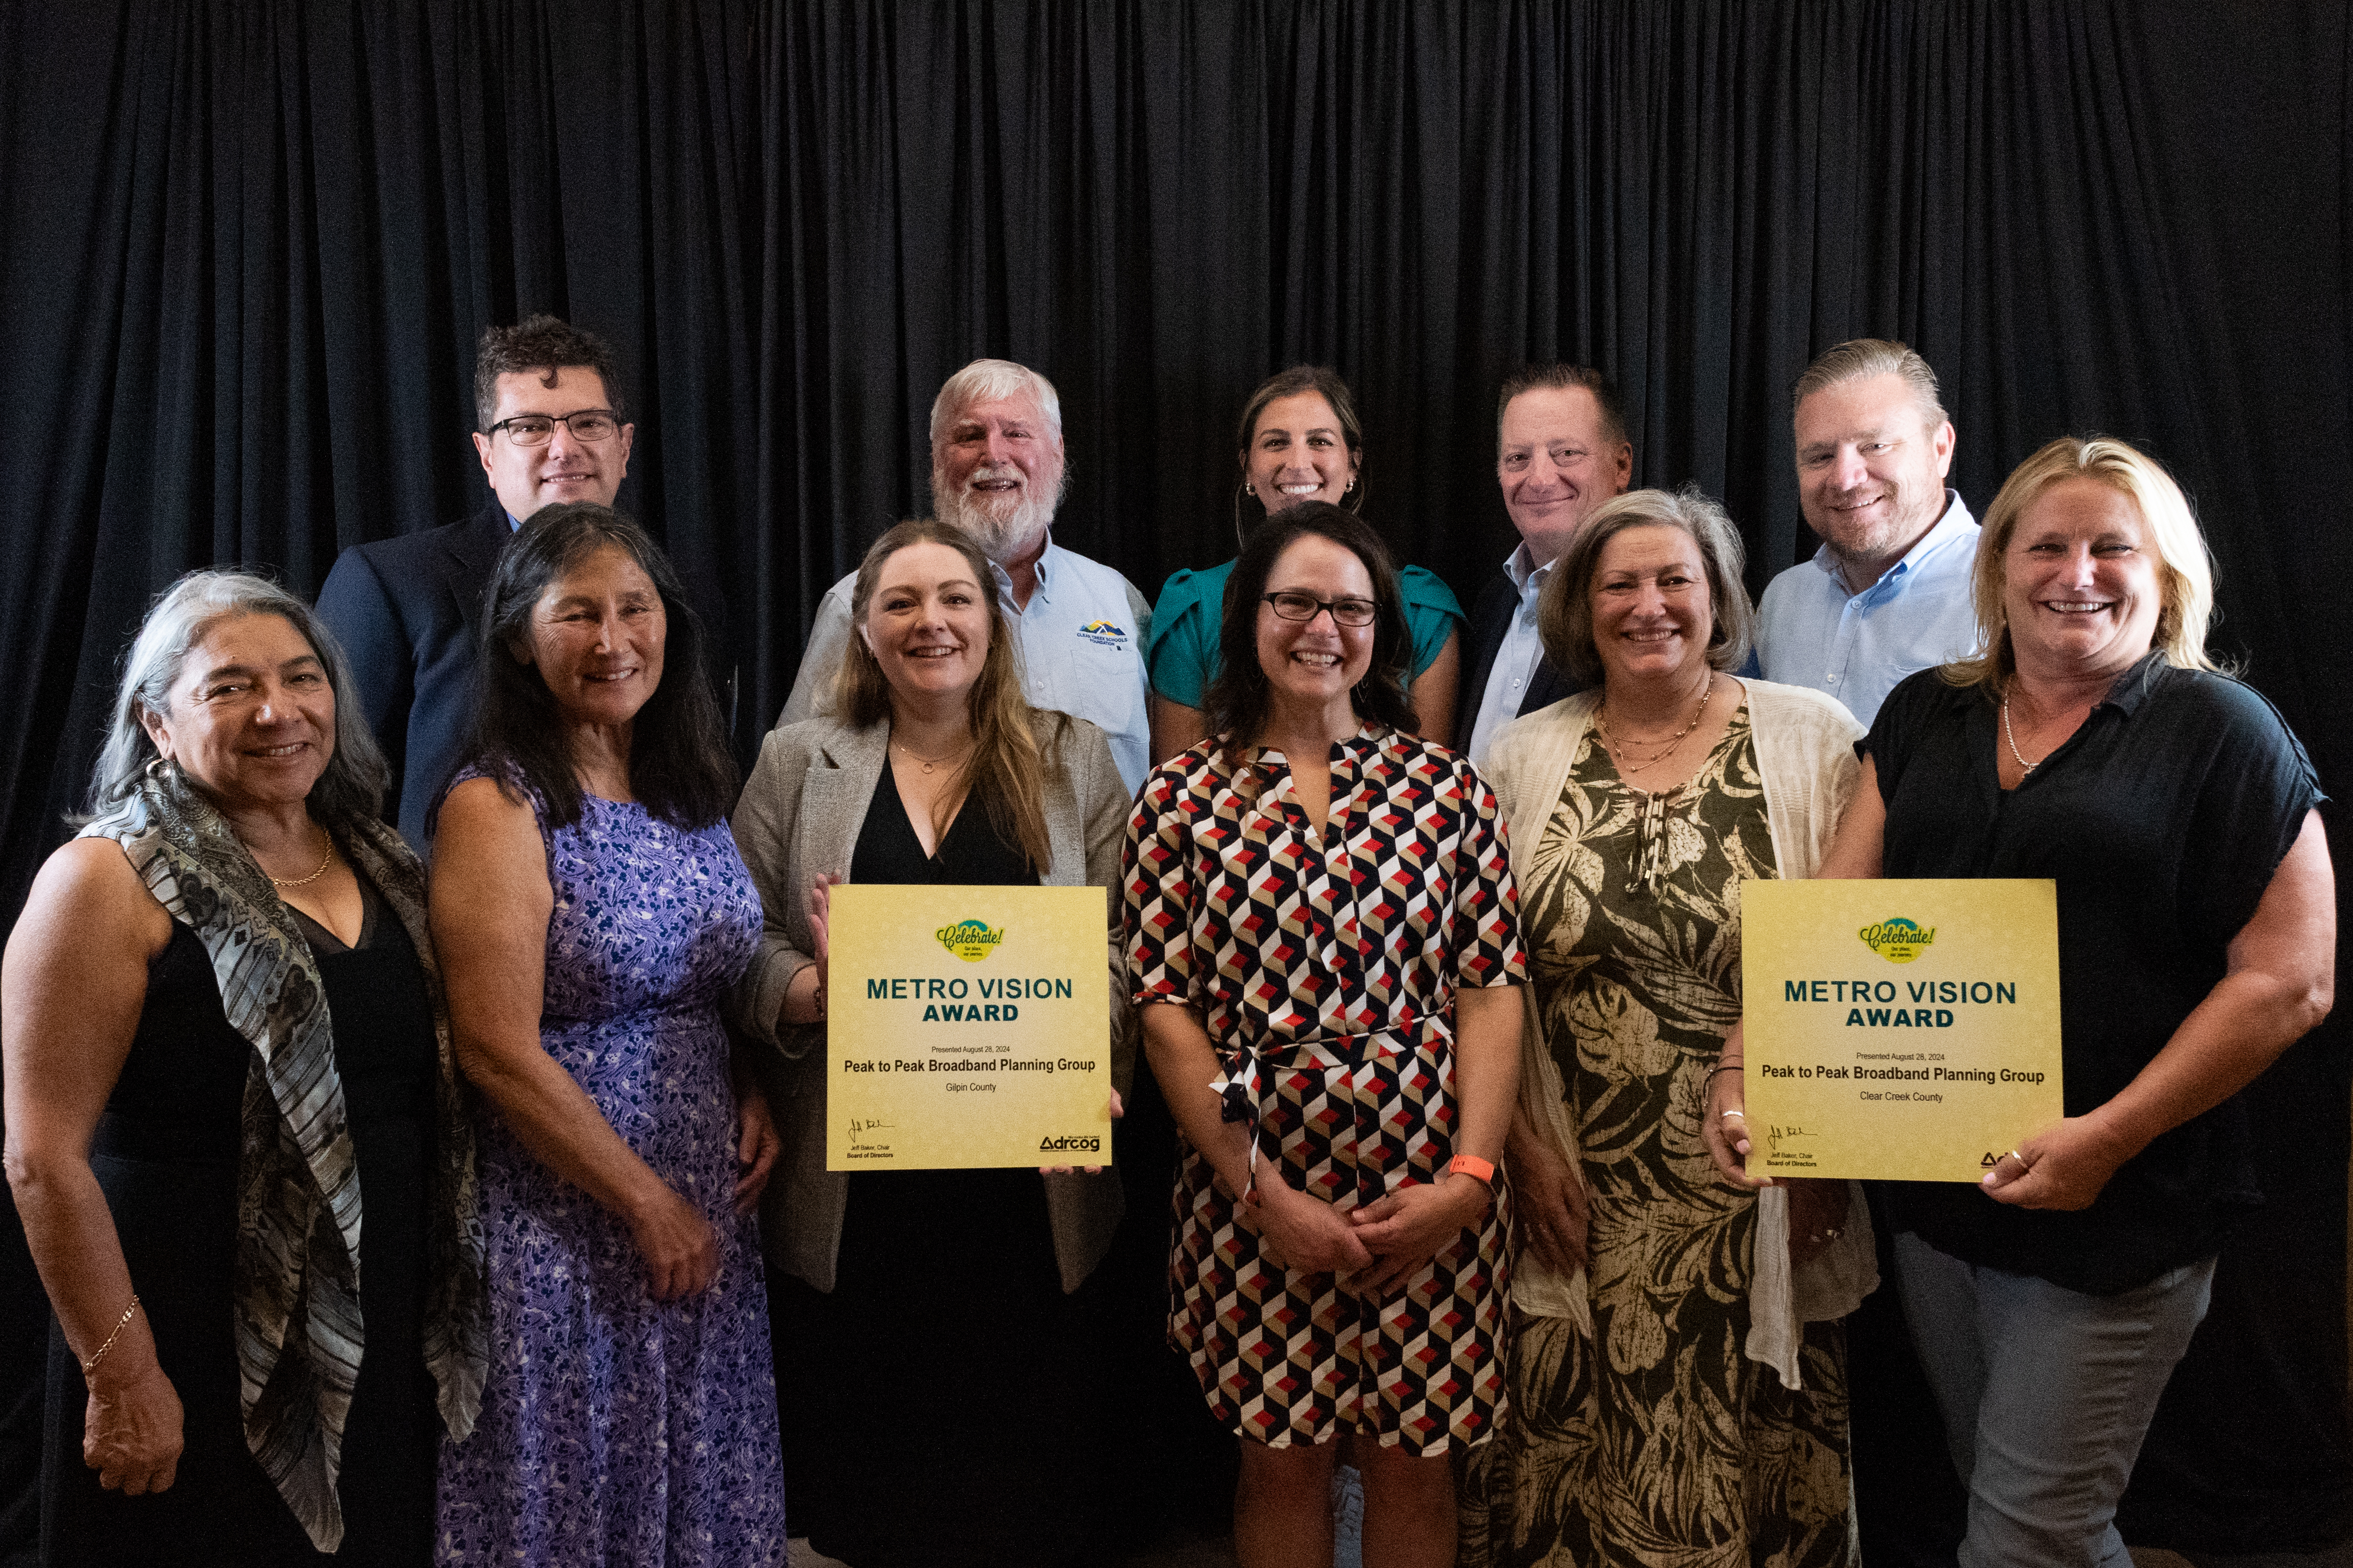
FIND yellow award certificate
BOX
[1738,879,2064,1182]
[824,883,1113,1172]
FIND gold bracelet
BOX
[81,1294,141,1379]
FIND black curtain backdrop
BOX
[2,1,2347,1556]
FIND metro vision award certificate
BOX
[1738,879,2065,1182]
[824,883,1113,1172]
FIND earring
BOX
[1345,477,1356,493]
[1243,482,1255,497]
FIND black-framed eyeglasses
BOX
[1263,591,1378,627]
[486,410,622,445]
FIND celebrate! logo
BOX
[935,918,1007,962]
[1858,917,1936,963]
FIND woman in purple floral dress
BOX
[427,506,786,1565]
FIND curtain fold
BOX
[1,1,2346,1555]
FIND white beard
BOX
[934,463,1054,564]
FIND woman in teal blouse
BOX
[1145,367,1463,761]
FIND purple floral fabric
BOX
[436,790,786,1565]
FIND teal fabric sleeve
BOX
[1399,566,1466,677]
[1143,561,1234,708]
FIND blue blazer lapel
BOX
[437,503,513,646]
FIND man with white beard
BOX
[775,358,1153,789]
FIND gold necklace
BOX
[2001,689,2048,776]
[268,837,337,888]
[893,737,973,776]
[1596,676,1715,775]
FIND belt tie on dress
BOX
[1210,1012,1456,1198]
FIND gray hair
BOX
[86,570,387,828]
[928,359,1065,449]
[1791,338,1948,428]
[1539,485,1755,687]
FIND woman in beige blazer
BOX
[728,519,1132,1568]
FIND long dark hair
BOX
[457,504,736,831]
[836,519,1057,872]
[1202,502,1415,755]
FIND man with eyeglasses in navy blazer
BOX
[319,316,641,849]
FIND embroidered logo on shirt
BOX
[1076,620,1129,647]
[1858,917,1936,963]
[935,918,1007,962]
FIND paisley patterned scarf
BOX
[83,765,486,1550]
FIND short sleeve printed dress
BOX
[1122,726,1524,1453]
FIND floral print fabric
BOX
[1123,725,1526,1453]
[435,788,786,1565]
[1459,705,1855,1566]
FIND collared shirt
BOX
[1866,653,2321,1292]
[1466,542,1554,767]
[778,532,1154,792]
[1752,491,1981,727]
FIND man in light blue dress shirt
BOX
[777,359,1153,791]
[1753,339,1980,728]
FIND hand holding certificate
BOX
[1729,878,2065,1183]
[825,883,1114,1171]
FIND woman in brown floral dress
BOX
[1124,504,1527,1568]
[1460,487,1877,1567]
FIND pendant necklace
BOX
[2001,689,2047,776]
[894,738,973,776]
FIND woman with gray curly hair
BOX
[1460,487,1874,1566]
[3,570,484,1565]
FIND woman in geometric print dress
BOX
[1123,502,1526,1568]
[1461,487,1875,1567]
[427,505,786,1565]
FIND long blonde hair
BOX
[1944,435,2224,689]
[834,519,1056,870]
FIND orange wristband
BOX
[1447,1154,1496,1187]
